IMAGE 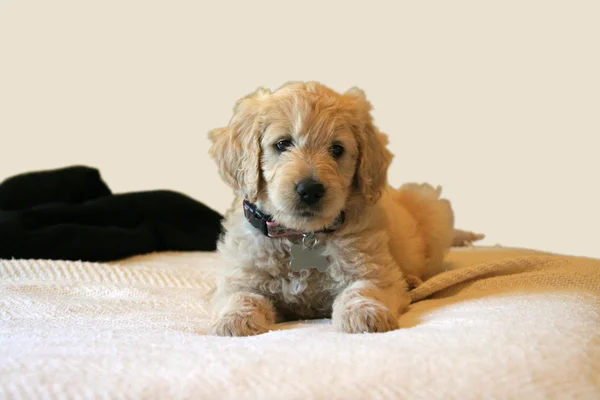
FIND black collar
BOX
[242,199,271,236]
[242,200,345,238]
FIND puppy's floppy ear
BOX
[208,88,271,202]
[344,87,394,205]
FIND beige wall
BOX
[1,1,598,258]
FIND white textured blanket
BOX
[1,247,599,399]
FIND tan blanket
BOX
[1,247,599,399]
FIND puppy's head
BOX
[209,81,393,231]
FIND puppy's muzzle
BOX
[296,178,325,206]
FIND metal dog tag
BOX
[289,233,329,272]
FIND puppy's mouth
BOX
[292,206,339,224]
[292,204,325,220]
[298,210,317,218]
[287,206,323,222]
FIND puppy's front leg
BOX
[332,280,410,334]
[210,291,276,337]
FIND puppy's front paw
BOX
[333,300,399,334]
[210,313,269,337]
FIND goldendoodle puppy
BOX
[207,81,483,336]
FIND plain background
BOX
[1,1,598,258]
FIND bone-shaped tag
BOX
[289,243,329,272]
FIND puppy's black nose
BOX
[296,178,325,205]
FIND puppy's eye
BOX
[275,140,293,152]
[330,144,345,159]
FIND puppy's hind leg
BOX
[394,183,455,278]
[395,183,485,247]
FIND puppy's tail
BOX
[452,229,485,247]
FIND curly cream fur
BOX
[208,81,483,336]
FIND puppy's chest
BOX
[272,266,341,319]
[258,243,345,308]
[279,268,336,297]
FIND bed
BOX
[1,246,599,399]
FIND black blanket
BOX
[0,166,223,262]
